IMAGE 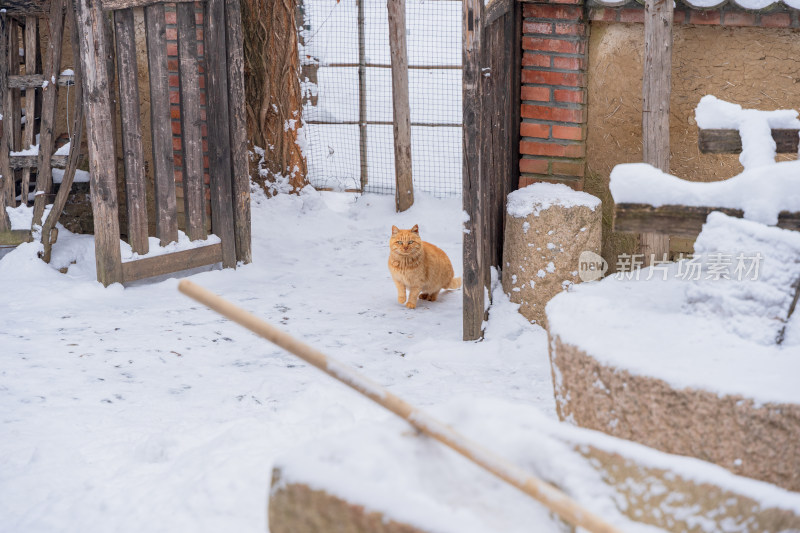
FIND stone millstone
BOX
[501,183,601,327]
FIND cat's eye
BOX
[395,241,403,245]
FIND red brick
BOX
[555,22,585,35]
[689,10,721,25]
[522,53,551,68]
[520,140,585,158]
[521,104,585,123]
[172,120,182,135]
[552,124,584,141]
[165,11,177,24]
[519,158,549,174]
[195,11,204,24]
[619,9,644,23]
[552,56,584,71]
[173,137,182,151]
[173,154,183,168]
[520,123,550,138]
[167,43,178,56]
[170,90,180,104]
[523,37,584,55]
[722,12,756,26]
[522,70,584,87]
[554,89,585,104]
[171,106,181,120]
[174,169,184,182]
[588,8,617,22]
[169,74,180,88]
[673,10,686,24]
[197,44,204,56]
[761,12,791,27]
[523,21,553,34]
[521,86,551,102]
[519,175,583,191]
[523,4,582,20]
[167,59,179,72]
[166,27,178,41]
[551,160,585,177]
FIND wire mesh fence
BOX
[298,0,462,197]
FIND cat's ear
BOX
[391,225,399,235]
[411,224,419,234]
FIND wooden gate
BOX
[74,0,250,286]
[462,0,521,340]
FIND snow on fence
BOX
[298,0,462,197]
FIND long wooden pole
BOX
[177,280,624,533]
[387,0,414,212]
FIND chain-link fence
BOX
[298,0,462,197]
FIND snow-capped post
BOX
[462,0,485,341]
[641,0,672,266]
[178,280,624,533]
[388,0,414,212]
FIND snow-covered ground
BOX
[0,187,556,533]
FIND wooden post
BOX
[356,0,368,191]
[145,3,179,245]
[115,8,149,255]
[641,0,672,265]
[205,0,237,268]
[223,0,252,263]
[462,0,483,341]
[178,280,625,533]
[387,0,413,212]
[20,16,37,207]
[74,0,123,285]
[31,0,65,227]
[9,20,22,204]
[0,12,13,230]
[176,2,206,242]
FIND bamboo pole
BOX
[177,280,624,533]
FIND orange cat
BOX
[388,224,461,309]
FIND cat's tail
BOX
[446,277,462,290]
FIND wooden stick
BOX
[177,280,624,533]
[20,16,37,208]
[387,0,414,213]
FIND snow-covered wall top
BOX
[589,0,800,10]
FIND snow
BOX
[610,161,800,225]
[120,232,222,263]
[0,188,558,533]
[547,212,800,406]
[10,143,39,156]
[275,397,800,533]
[506,182,601,218]
[52,168,90,184]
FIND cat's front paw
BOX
[405,301,416,309]
[397,296,406,304]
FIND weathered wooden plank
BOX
[19,16,37,207]
[114,8,149,254]
[641,0,672,265]
[31,0,65,227]
[462,0,483,341]
[0,229,32,245]
[121,242,223,283]
[145,3,178,245]
[74,0,123,286]
[9,153,67,168]
[224,0,251,262]
[8,73,75,89]
[614,203,800,238]
[388,0,413,213]
[699,128,800,154]
[204,0,237,268]
[176,2,205,243]
[9,19,22,207]
[0,12,14,229]
[484,0,512,27]
[0,0,50,16]
[356,0,367,190]
[101,0,197,12]
[41,5,84,262]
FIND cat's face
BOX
[390,225,422,256]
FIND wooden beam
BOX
[31,0,65,227]
[9,153,67,168]
[614,203,800,238]
[7,73,75,89]
[699,128,800,154]
[114,8,149,255]
[0,229,32,245]
[0,12,13,230]
[19,16,38,207]
[0,0,50,15]
[484,0,512,26]
[145,3,179,245]
[388,0,414,212]
[101,0,197,11]
[641,0,672,265]
[204,0,237,268]
[74,0,123,286]
[9,19,22,207]
[223,0,251,263]
[121,242,223,283]
[462,0,484,341]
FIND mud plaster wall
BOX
[585,23,800,264]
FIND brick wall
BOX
[519,0,589,190]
